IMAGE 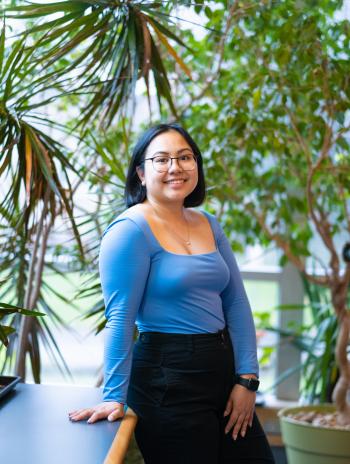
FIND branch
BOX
[220,155,329,285]
[307,252,332,281]
[320,56,335,125]
[332,312,350,423]
[281,64,342,279]
[305,124,340,277]
[342,263,350,292]
[285,107,312,166]
[285,102,340,278]
[250,207,328,286]
[179,0,253,115]
[336,169,350,234]
[334,124,350,144]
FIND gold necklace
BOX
[152,206,191,246]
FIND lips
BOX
[164,179,187,184]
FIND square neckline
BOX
[132,208,219,257]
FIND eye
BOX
[154,156,170,164]
[180,154,192,161]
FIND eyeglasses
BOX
[143,152,197,173]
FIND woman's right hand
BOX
[68,401,124,424]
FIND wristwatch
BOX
[235,375,260,392]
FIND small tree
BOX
[177,0,350,423]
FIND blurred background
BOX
[1,2,350,461]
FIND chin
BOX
[161,190,185,199]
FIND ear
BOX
[136,165,145,185]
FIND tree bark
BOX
[331,282,350,425]
[15,187,51,380]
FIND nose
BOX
[168,157,182,173]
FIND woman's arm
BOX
[100,217,151,404]
[217,222,259,377]
[214,216,259,439]
[69,217,150,423]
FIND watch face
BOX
[249,378,260,391]
[236,376,260,392]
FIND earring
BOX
[141,180,146,186]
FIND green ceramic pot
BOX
[278,404,350,464]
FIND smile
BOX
[164,179,187,184]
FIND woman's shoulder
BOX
[189,208,220,228]
[101,206,146,240]
[190,208,224,241]
[99,208,152,262]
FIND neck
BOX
[145,198,191,246]
[145,199,186,220]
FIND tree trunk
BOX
[15,187,51,381]
[331,299,350,425]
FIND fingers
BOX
[87,410,108,424]
[232,414,245,440]
[68,408,94,422]
[225,410,243,440]
[223,385,256,440]
[68,402,124,424]
[107,406,124,422]
[225,409,239,437]
[225,409,252,440]
[223,398,233,417]
[223,394,254,440]
[249,410,254,428]
[237,414,250,439]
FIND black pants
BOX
[127,327,274,464]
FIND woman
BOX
[69,123,274,463]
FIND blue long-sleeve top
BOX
[99,207,258,404]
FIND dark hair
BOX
[124,123,206,208]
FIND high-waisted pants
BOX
[127,327,275,464]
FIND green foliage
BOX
[175,0,350,265]
[255,278,342,403]
[2,1,193,127]
[74,125,134,334]
[1,0,349,392]
[0,0,196,379]
[0,301,45,347]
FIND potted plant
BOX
[256,278,350,463]
[276,244,350,462]
[167,1,350,462]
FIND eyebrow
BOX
[151,148,193,156]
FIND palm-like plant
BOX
[0,302,44,348]
[0,28,87,379]
[4,1,192,128]
[77,127,131,329]
[0,0,195,381]
[256,279,345,404]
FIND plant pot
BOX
[278,404,350,464]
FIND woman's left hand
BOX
[223,384,256,440]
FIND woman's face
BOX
[136,130,198,206]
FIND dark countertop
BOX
[0,383,121,464]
